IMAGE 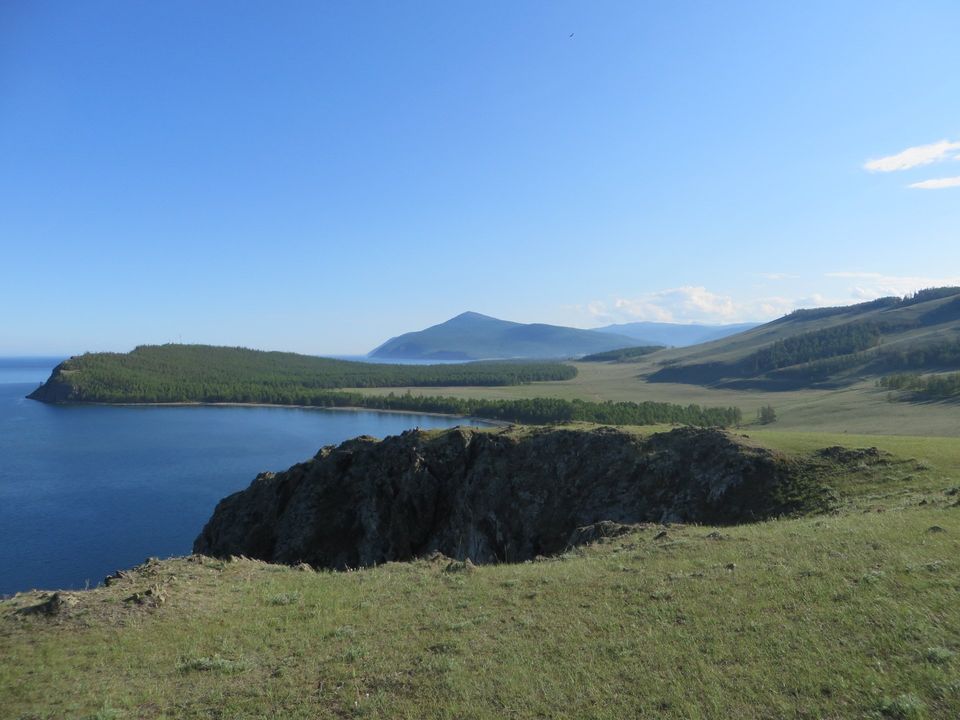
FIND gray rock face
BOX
[194,426,827,568]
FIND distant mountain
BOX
[369,312,638,360]
[595,321,760,348]
[642,287,960,389]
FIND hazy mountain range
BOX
[595,321,759,347]
[368,311,758,361]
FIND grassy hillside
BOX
[643,287,960,389]
[353,360,960,437]
[345,290,960,437]
[369,311,637,360]
[3,427,959,719]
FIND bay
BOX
[0,358,489,595]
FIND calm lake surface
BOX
[0,358,489,595]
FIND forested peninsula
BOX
[28,344,743,427]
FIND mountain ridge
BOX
[369,312,638,360]
[642,287,960,389]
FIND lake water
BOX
[0,358,489,595]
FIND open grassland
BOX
[2,429,960,719]
[34,342,959,436]
[354,360,960,437]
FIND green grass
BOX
[2,430,960,719]
[353,360,960,437]
[35,339,960,436]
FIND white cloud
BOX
[864,139,960,172]
[586,287,829,325]
[908,176,960,190]
[576,274,960,329]
[825,272,960,298]
[613,287,737,323]
[612,297,675,322]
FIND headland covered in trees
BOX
[28,344,743,427]
[28,344,577,400]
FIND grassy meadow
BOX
[355,360,960,437]
[6,351,960,718]
[2,428,960,719]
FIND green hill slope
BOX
[645,287,960,389]
[3,426,958,719]
[369,311,638,360]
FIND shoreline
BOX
[44,399,509,426]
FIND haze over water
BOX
[0,358,489,595]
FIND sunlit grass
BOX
[3,429,959,718]
[352,360,960,437]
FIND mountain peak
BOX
[369,313,636,360]
[448,311,498,323]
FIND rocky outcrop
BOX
[26,362,74,403]
[194,426,831,569]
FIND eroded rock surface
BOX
[194,426,829,568]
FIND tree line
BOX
[747,322,882,373]
[260,391,742,428]
[876,338,960,371]
[878,373,960,401]
[45,377,743,427]
[782,287,960,323]
[580,346,665,362]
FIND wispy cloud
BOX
[614,287,737,322]
[908,176,960,190]
[825,272,960,298]
[573,274,960,328]
[584,287,827,325]
[864,140,960,173]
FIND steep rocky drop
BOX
[194,425,832,569]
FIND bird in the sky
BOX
[569,33,575,38]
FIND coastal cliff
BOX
[26,361,74,403]
[194,425,831,568]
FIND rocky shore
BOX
[194,425,831,568]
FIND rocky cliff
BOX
[194,426,832,569]
[26,361,74,403]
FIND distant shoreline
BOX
[51,399,508,425]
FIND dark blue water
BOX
[0,358,488,595]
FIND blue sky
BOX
[3,1,959,355]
